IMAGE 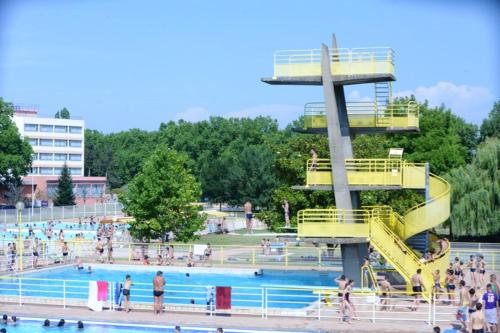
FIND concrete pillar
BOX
[321,44,366,284]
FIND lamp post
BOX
[15,201,24,271]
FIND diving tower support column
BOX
[320,44,367,283]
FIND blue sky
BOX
[1,0,498,132]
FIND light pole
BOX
[31,174,35,216]
[15,201,25,271]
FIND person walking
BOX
[123,275,133,313]
[410,269,425,311]
[153,271,165,314]
[481,283,498,333]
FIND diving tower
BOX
[262,35,450,297]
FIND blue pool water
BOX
[0,320,308,333]
[1,266,337,309]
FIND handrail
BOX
[303,101,419,129]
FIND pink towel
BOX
[97,281,108,301]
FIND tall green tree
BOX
[53,164,76,206]
[120,147,204,242]
[0,98,33,202]
[445,137,499,237]
[55,107,70,119]
[480,102,500,142]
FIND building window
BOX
[54,153,67,161]
[28,138,38,146]
[54,125,68,133]
[40,124,53,132]
[54,139,67,147]
[31,153,38,161]
[47,185,57,198]
[29,167,39,175]
[54,168,63,175]
[70,168,82,175]
[69,140,82,147]
[40,153,53,161]
[69,154,82,161]
[40,167,53,175]
[69,126,82,134]
[91,184,104,197]
[24,124,38,132]
[40,139,53,146]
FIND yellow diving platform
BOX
[297,172,451,300]
[262,48,395,85]
[306,158,426,189]
[299,101,419,133]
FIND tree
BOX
[0,98,33,201]
[53,163,76,206]
[120,147,204,242]
[55,107,70,119]
[445,137,500,237]
[480,102,500,142]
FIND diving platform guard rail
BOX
[273,47,394,78]
[307,158,426,188]
[304,101,419,130]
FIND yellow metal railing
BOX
[273,47,394,78]
[303,101,419,129]
[306,158,426,188]
[297,209,370,238]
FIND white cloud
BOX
[347,90,373,102]
[174,107,210,122]
[394,81,495,124]
[225,104,303,127]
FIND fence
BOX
[0,275,465,325]
[0,202,124,225]
[0,240,345,272]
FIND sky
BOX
[0,0,498,132]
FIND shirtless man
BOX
[379,275,393,311]
[411,269,425,311]
[123,274,133,313]
[31,237,39,269]
[335,275,347,310]
[470,303,485,333]
[453,257,462,284]
[244,201,253,234]
[433,269,442,300]
[468,255,478,289]
[153,271,165,314]
[61,242,69,264]
[445,268,456,304]
[458,280,470,331]
[107,238,113,264]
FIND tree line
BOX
[84,99,499,239]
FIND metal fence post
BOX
[252,248,255,266]
[285,247,288,267]
[318,292,321,320]
[372,292,376,322]
[63,280,66,309]
[261,288,265,318]
[128,243,131,262]
[62,206,65,220]
[73,205,75,219]
[265,288,268,318]
[318,248,322,266]
[51,206,53,219]
[18,279,22,306]
[427,294,432,325]
[220,247,223,265]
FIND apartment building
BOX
[9,106,107,205]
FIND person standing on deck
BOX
[468,255,478,289]
[153,271,165,314]
[469,303,485,333]
[478,256,486,289]
[123,274,133,313]
[410,269,425,311]
[107,238,113,264]
[379,275,394,311]
[61,242,69,264]
[31,237,39,269]
[244,201,253,234]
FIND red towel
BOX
[215,286,231,310]
[97,281,108,301]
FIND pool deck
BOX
[0,303,434,333]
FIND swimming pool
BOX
[0,318,313,333]
[1,265,338,309]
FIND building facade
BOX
[9,106,107,206]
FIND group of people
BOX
[334,274,358,324]
[94,237,114,263]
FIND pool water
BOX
[0,320,308,333]
[2,265,338,309]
